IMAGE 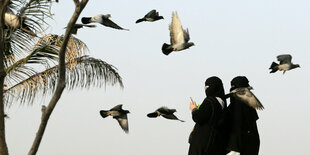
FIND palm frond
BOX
[35,34,89,69]
[3,0,54,61]
[18,0,53,27]
[5,34,89,88]
[4,56,123,106]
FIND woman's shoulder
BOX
[202,97,219,106]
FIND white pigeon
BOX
[162,12,194,55]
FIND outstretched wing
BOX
[101,18,128,30]
[277,54,292,64]
[232,87,264,110]
[158,106,176,114]
[145,9,157,18]
[161,114,185,122]
[183,28,190,43]
[169,12,185,45]
[70,24,96,34]
[110,104,123,111]
[73,24,96,29]
[115,114,129,133]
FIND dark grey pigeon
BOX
[162,11,194,55]
[68,24,96,35]
[136,9,164,23]
[230,86,264,110]
[269,54,300,74]
[100,104,130,133]
[147,107,185,122]
[81,14,129,31]
[4,12,37,37]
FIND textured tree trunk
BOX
[28,1,89,155]
[0,1,10,154]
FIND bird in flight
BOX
[99,104,130,133]
[147,106,185,122]
[230,86,264,110]
[269,54,300,74]
[81,14,129,31]
[136,9,164,23]
[162,11,194,55]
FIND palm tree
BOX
[0,0,123,154]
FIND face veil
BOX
[204,76,225,101]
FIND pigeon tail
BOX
[269,62,278,73]
[99,110,109,118]
[81,17,92,24]
[162,43,173,55]
[136,18,145,23]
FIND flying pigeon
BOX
[67,24,96,35]
[4,12,37,37]
[147,107,185,122]
[269,54,300,74]
[230,86,264,110]
[136,9,164,23]
[81,14,129,31]
[99,104,130,133]
[162,12,194,55]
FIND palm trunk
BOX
[28,1,89,155]
[0,1,10,154]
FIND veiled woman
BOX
[188,76,227,155]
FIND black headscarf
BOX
[230,76,250,91]
[205,76,225,101]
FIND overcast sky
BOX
[5,0,310,155]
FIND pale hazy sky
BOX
[5,0,310,155]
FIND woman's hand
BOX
[189,97,197,111]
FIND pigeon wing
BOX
[101,18,128,30]
[157,107,176,114]
[110,104,123,111]
[169,12,185,45]
[145,9,157,18]
[233,87,264,110]
[70,24,96,34]
[183,28,190,43]
[162,114,185,122]
[82,24,96,28]
[73,24,84,29]
[277,54,292,64]
[115,114,129,133]
[246,89,264,110]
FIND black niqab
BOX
[205,76,225,101]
